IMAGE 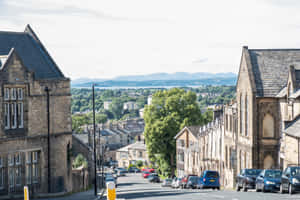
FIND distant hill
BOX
[72,72,237,88]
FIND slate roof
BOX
[248,49,300,97]
[186,126,201,138]
[0,25,65,79]
[117,141,146,152]
[284,115,300,138]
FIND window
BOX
[245,94,248,136]
[3,87,24,130]
[240,94,244,135]
[8,154,14,166]
[4,103,10,129]
[18,103,23,128]
[139,151,143,158]
[26,151,39,184]
[17,88,23,100]
[11,88,16,100]
[9,168,14,189]
[4,88,9,100]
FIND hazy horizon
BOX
[1,0,300,79]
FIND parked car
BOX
[143,171,151,178]
[186,175,199,189]
[180,175,198,188]
[197,171,220,190]
[117,170,126,177]
[105,176,117,187]
[161,178,172,187]
[236,169,262,192]
[255,169,282,192]
[128,167,141,173]
[148,173,160,183]
[280,165,300,194]
[171,177,181,188]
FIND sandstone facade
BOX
[0,25,72,198]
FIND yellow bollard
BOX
[24,186,29,200]
[107,182,116,200]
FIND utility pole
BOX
[45,86,51,193]
[93,84,97,196]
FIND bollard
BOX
[107,182,116,200]
[24,186,29,200]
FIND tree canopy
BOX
[143,88,204,176]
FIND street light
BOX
[45,86,51,193]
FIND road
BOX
[115,173,300,200]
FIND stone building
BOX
[174,114,223,178]
[236,47,300,172]
[116,141,149,168]
[0,25,72,198]
[223,101,238,188]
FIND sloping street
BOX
[115,173,300,200]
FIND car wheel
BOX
[262,184,266,193]
[255,183,260,192]
[242,182,247,192]
[289,184,294,195]
[236,183,240,192]
[280,184,284,194]
[217,187,220,190]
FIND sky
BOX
[1,0,300,79]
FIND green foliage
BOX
[72,114,90,133]
[109,98,123,120]
[144,88,203,176]
[73,154,88,169]
[136,160,143,168]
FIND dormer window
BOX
[4,87,24,130]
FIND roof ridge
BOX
[0,30,25,35]
[249,48,300,51]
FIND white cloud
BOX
[1,0,300,79]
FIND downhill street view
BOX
[1,1,300,200]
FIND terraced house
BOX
[0,25,72,198]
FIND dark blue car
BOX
[197,170,220,190]
[255,169,282,192]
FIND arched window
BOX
[245,94,248,136]
[264,155,274,169]
[263,114,275,138]
[240,94,243,135]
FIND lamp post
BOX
[45,86,51,193]
[92,84,97,196]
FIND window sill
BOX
[4,128,26,136]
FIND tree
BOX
[73,154,88,169]
[109,98,123,120]
[144,88,203,176]
[72,114,90,133]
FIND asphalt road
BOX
[115,173,300,200]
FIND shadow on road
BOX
[117,190,207,199]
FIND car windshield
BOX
[291,167,300,176]
[106,178,114,181]
[206,172,219,178]
[188,176,198,182]
[264,170,282,178]
[245,169,261,176]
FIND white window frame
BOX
[17,88,23,100]
[15,153,21,165]
[4,88,10,100]
[11,103,17,129]
[10,88,16,100]
[8,154,14,167]
[18,103,23,128]
[4,103,10,129]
